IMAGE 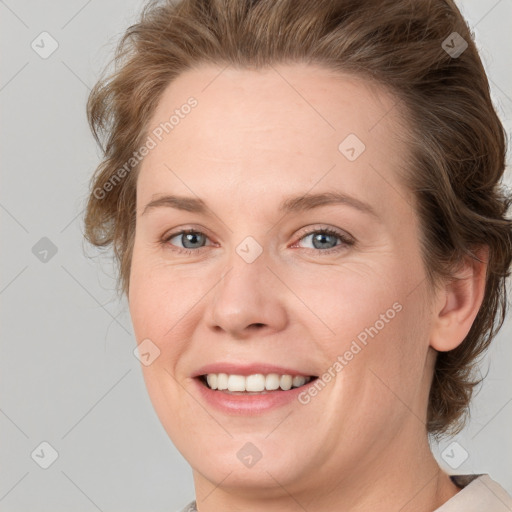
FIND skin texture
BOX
[128,63,487,511]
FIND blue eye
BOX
[295,227,353,251]
[163,229,212,255]
[161,227,354,255]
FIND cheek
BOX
[128,261,196,431]
[296,264,403,342]
[128,245,182,335]
[312,265,429,388]
[128,253,204,377]
[129,278,181,364]
[344,294,430,419]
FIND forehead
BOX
[137,63,413,219]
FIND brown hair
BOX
[83,0,512,437]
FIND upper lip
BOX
[191,362,317,378]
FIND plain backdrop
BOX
[1,0,511,511]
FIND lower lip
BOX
[192,377,317,415]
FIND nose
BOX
[205,251,289,339]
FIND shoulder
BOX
[177,500,197,512]
[178,477,512,512]
[435,474,512,511]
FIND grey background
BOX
[1,0,511,511]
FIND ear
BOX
[429,246,489,352]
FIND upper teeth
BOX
[205,373,312,392]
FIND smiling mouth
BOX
[197,374,319,394]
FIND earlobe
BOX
[429,246,489,352]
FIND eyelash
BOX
[160,226,355,256]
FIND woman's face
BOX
[128,63,438,498]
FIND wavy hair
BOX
[83,0,512,437]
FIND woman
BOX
[83,0,512,510]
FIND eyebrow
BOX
[141,191,379,219]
